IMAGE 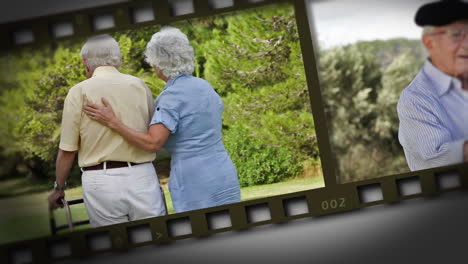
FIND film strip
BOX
[1,0,468,263]
[0,0,280,50]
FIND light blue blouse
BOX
[150,74,241,212]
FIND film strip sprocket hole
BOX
[1,0,468,263]
[0,0,274,49]
[3,163,468,263]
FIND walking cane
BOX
[49,197,90,235]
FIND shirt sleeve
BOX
[59,87,82,151]
[397,92,465,171]
[150,91,180,134]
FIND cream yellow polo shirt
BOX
[59,66,156,167]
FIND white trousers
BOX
[81,162,167,227]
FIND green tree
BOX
[320,43,423,182]
[375,52,423,141]
[17,45,85,162]
[372,52,423,175]
[203,4,300,95]
[211,4,319,184]
[0,47,56,180]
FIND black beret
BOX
[415,0,468,26]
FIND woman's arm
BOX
[83,98,170,152]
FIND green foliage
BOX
[222,90,316,185]
[209,4,318,185]
[18,45,85,161]
[0,46,57,179]
[223,83,318,161]
[203,4,300,95]
[320,41,424,182]
[320,45,382,148]
[224,124,300,187]
[376,52,423,141]
[353,39,426,68]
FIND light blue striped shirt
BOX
[397,60,468,171]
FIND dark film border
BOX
[2,162,467,263]
[1,0,468,263]
[0,0,284,50]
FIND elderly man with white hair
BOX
[397,0,468,171]
[47,34,166,227]
[83,26,241,213]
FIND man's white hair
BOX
[80,34,122,71]
[422,19,468,36]
[144,26,195,79]
[422,26,435,35]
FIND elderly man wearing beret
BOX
[397,0,468,171]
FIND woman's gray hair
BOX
[144,26,195,79]
[80,34,122,71]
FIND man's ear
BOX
[82,58,89,71]
[82,58,92,78]
[422,34,433,51]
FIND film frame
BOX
[1,0,468,263]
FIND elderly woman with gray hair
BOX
[83,26,241,213]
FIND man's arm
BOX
[398,92,466,171]
[49,84,81,209]
[47,149,76,209]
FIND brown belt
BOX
[82,161,147,171]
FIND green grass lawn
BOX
[0,177,52,198]
[0,176,324,245]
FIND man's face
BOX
[423,21,468,78]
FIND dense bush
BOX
[204,5,317,185]
[224,124,300,187]
[319,42,424,182]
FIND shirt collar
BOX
[452,77,467,96]
[92,66,120,77]
[423,60,459,96]
[163,74,189,91]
